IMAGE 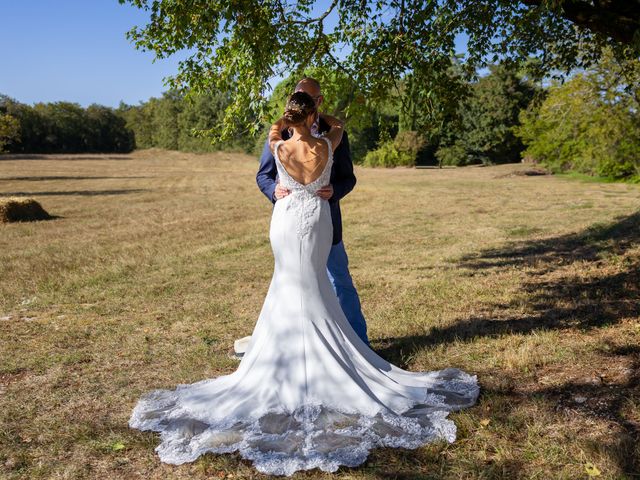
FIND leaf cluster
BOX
[515,49,640,179]
[118,1,639,142]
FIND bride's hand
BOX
[318,113,344,151]
[319,113,343,128]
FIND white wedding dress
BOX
[129,137,480,476]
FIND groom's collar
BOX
[317,116,330,135]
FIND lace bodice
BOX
[273,137,334,239]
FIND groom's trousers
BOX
[327,241,370,346]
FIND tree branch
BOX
[325,48,358,83]
[275,0,339,27]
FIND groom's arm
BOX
[329,130,356,203]
[256,139,278,204]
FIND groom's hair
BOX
[296,77,321,92]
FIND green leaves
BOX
[119,1,639,143]
[0,113,20,153]
[515,48,640,180]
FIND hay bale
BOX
[513,167,551,176]
[495,166,551,179]
[0,197,52,223]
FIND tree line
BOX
[1,50,638,181]
[0,96,135,154]
[0,90,253,156]
[115,90,253,154]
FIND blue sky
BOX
[0,0,188,107]
[1,1,470,108]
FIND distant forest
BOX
[0,96,134,154]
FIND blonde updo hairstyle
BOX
[283,91,317,125]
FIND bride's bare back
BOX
[276,136,330,186]
[268,112,344,187]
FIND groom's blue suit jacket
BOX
[256,118,356,246]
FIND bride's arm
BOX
[268,117,287,153]
[319,113,344,151]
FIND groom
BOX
[234,77,369,356]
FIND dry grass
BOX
[0,150,638,479]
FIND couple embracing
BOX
[129,77,480,476]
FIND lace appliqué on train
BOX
[129,368,479,476]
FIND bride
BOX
[128,91,480,476]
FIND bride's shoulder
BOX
[276,140,295,161]
[313,135,332,158]
[310,135,330,152]
[275,139,289,153]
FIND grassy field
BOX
[1,149,638,479]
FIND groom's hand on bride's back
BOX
[316,184,333,200]
[274,183,291,200]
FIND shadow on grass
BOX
[470,341,640,478]
[528,343,640,476]
[372,210,640,477]
[457,210,640,271]
[0,176,150,181]
[0,154,135,161]
[375,210,640,360]
[0,189,149,197]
